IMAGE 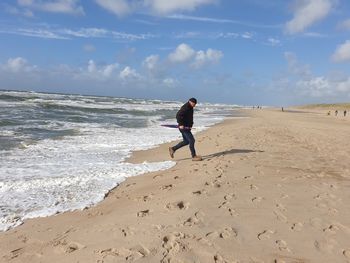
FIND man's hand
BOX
[179,125,184,130]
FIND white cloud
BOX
[331,40,350,63]
[87,60,97,73]
[337,19,350,31]
[216,32,239,39]
[17,0,84,15]
[168,43,223,69]
[281,52,350,98]
[119,66,140,79]
[0,57,185,98]
[4,3,34,17]
[296,77,332,97]
[166,14,281,29]
[302,32,328,38]
[142,55,159,71]
[163,77,178,87]
[62,28,108,38]
[146,0,216,15]
[94,0,132,17]
[61,27,154,40]
[87,60,119,78]
[168,43,195,63]
[174,31,201,39]
[241,32,254,39]
[95,0,216,16]
[2,57,36,72]
[1,25,154,41]
[15,28,68,39]
[192,48,223,68]
[285,0,335,34]
[284,52,312,79]
[267,38,281,46]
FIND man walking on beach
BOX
[169,98,202,161]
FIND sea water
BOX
[0,90,241,231]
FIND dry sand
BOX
[1,108,350,263]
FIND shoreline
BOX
[1,108,350,262]
[0,109,240,232]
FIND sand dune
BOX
[1,108,350,263]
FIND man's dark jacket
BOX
[176,102,194,128]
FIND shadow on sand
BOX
[202,148,264,159]
[176,148,263,161]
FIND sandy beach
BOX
[1,108,350,263]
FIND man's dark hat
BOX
[189,98,197,104]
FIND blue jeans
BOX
[172,129,196,157]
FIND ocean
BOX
[0,90,242,231]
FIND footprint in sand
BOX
[224,193,236,200]
[190,168,200,173]
[205,181,222,188]
[227,208,239,217]
[98,244,151,261]
[250,184,258,190]
[275,203,286,211]
[5,248,24,260]
[137,209,151,217]
[273,210,288,223]
[134,194,154,202]
[322,182,338,190]
[17,235,28,243]
[251,196,264,204]
[275,240,291,252]
[206,227,238,240]
[192,189,207,196]
[65,242,86,253]
[218,201,230,209]
[160,184,174,191]
[323,224,340,235]
[183,211,205,227]
[343,249,350,259]
[214,253,230,263]
[314,238,337,253]
[257,230,275,240]
[291,222,303,232]
[162,232,191,262]
[126,183,136,188]
[121,227,136,237]
[153,174,163,179]
[166,201,190,211]
[218,201,239,217]
[280,193,289,199]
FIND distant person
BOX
[282,107,284,112]
[169,98,202,161]
[335,110,338,116]
[327,111,331,116]
[344,110,347,117]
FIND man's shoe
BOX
[192,155,202,161]
[169,147,175,158]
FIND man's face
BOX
[189,101,196,108]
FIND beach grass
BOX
[299,103,350,109]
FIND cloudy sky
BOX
[1,0,350,105]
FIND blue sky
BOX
[0,0,350,106]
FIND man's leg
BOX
[181,130,196,157]
[170,130,189,158]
